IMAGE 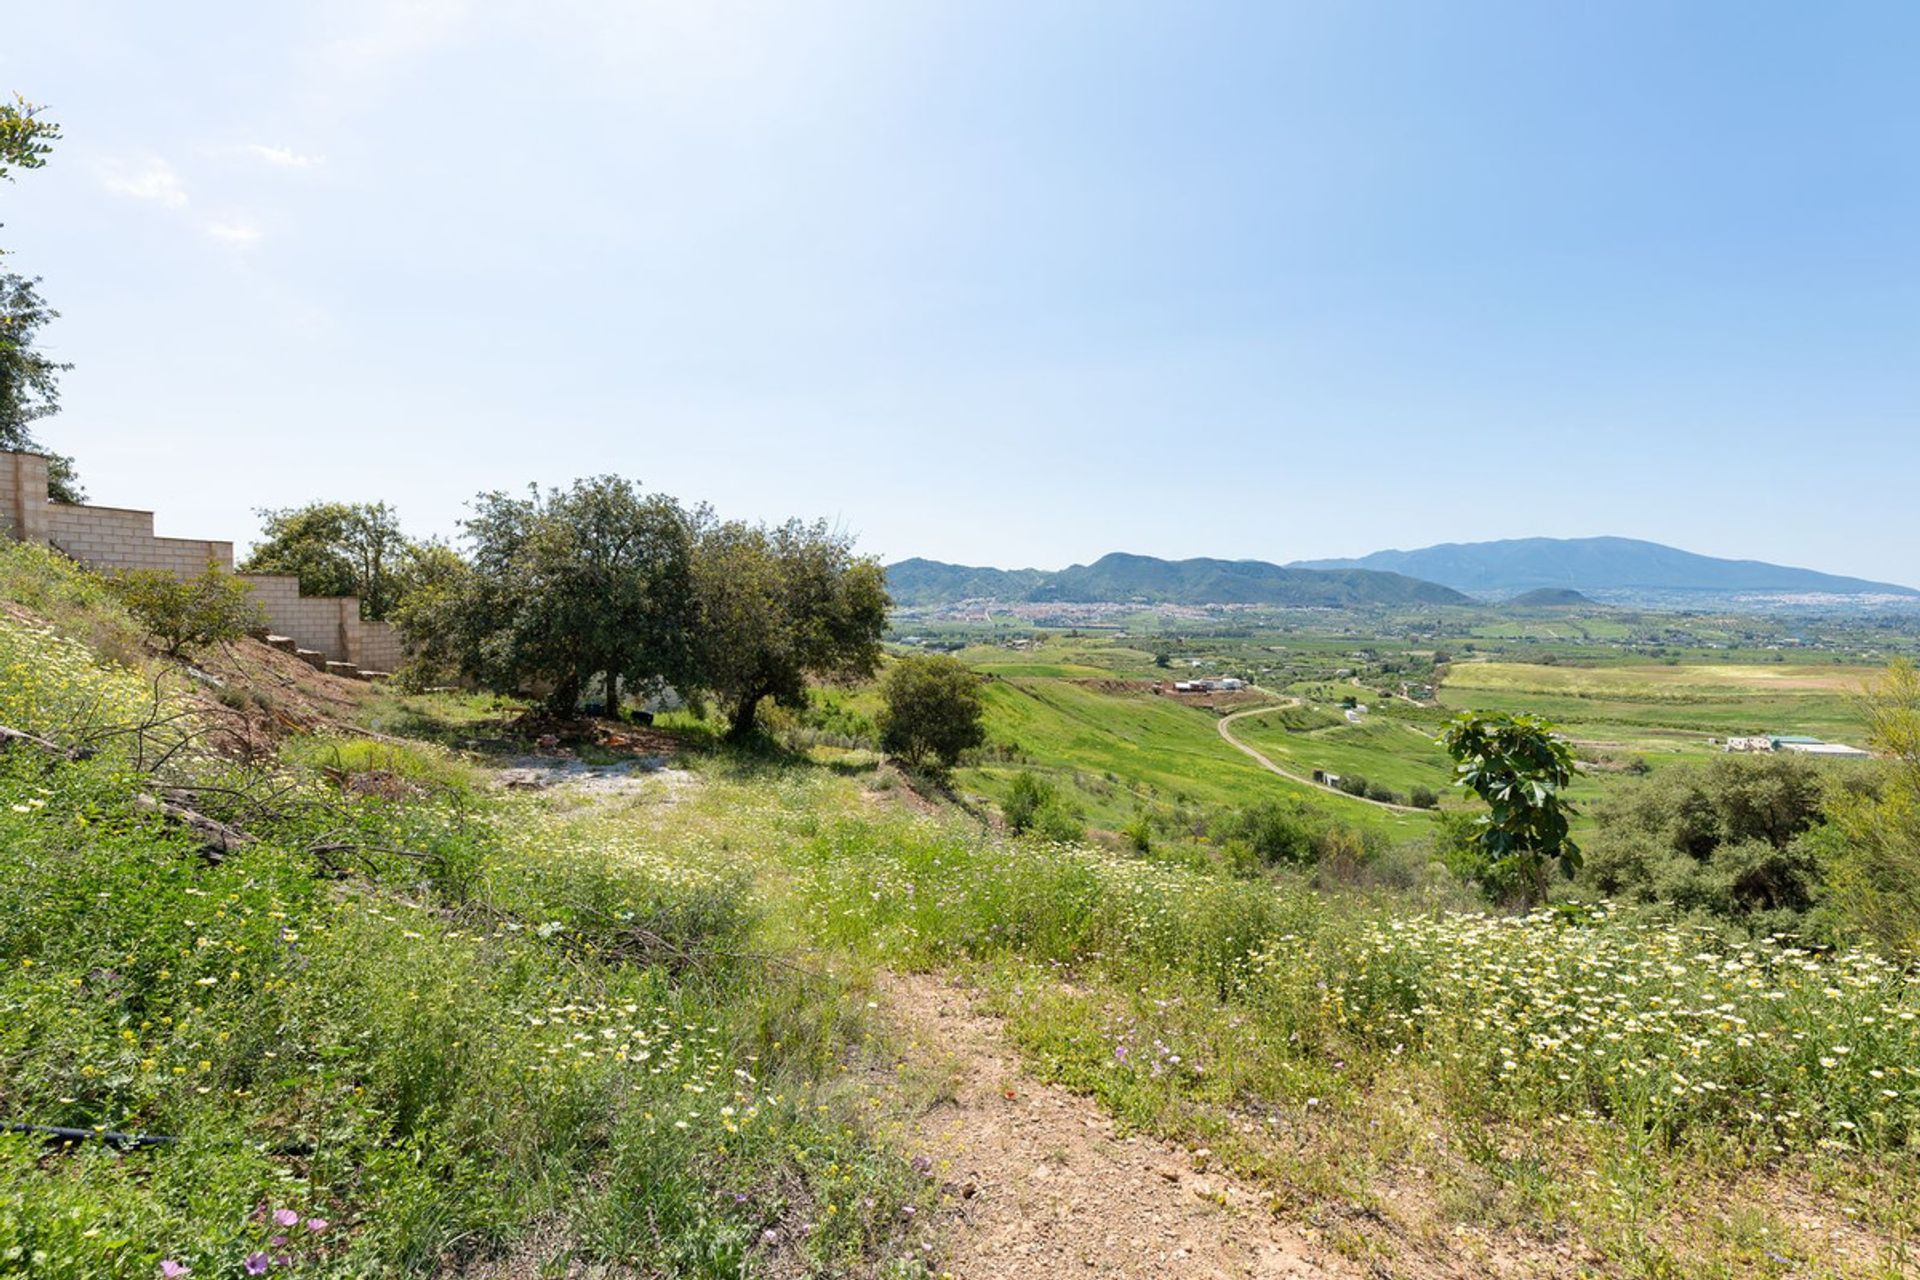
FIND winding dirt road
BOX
[1214,692,1430,815]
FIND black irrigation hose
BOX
[5,1122,177,1150]
[4,1123,314,1156]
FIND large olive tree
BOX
[692,519,889,741]
[402,477,697,711]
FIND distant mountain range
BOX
[1289,537,1918,600]
[887,539,1918,610]
[886,553,1469,607]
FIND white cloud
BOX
[244,143,325,169]
[100,157,189,208]
[205,219,264,245]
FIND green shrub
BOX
[1581,753,1830,932]
[1002,771,1054,833]
[876,653,984,772]
[1408,784,1439,810]
[1000,771,1084,843]
[1028,799,1085,844]
[1817,659,1920,957]
[1224,798,1319,865]
[108,564,264,658]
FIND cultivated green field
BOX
[1440,659,1875,744]
[907,620,1894,851]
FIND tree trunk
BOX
[727,691,763,742]
[603,671,620,716]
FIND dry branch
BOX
[131,793,256,861]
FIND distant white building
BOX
[1780,741,1871,758]
[1726,734,1870,758]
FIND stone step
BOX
[264,634,297,653]
[324,660,362,679]
[353,669,392,682]
[294,649,327,670]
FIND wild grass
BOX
[1229,708,1459,799]
[0,587,931,1278]
[760,777,1920,1274]
[280,732,484,794]
[6,542,1915,1277]
[0,540,149,670]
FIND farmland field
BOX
[908,621,1895,849]
[1439,660,1874,744]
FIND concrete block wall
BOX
[1,450,405,674]
[44,502,236,576]
[350,619,406,672]
[1,452,52,544]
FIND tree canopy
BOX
[241,502,415,621]
[877,653,985,773]
[400,478,698,711]
[692,519,889,741]
[0,97,78,501]
[0,96,59,183]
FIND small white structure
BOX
[1780,741,1871,758]
[1726,734,1870,758]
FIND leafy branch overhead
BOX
[0,96,60,183]
[0,95,80,500]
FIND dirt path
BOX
[1215,693,1427,815]
[884,972,1355,1280]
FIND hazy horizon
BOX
[7,2,1916,581]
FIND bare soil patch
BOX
[882,971,1353,1279]
[494,753,697,799]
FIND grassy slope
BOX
[0,545,930,1280]
[963,677,1428,840]
[1229,708,1458,800]
[10,549,1916,1278]
[761,765,1918,1278]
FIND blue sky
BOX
[5,1,1917,581]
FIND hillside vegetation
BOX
[3,543,1920,1278]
